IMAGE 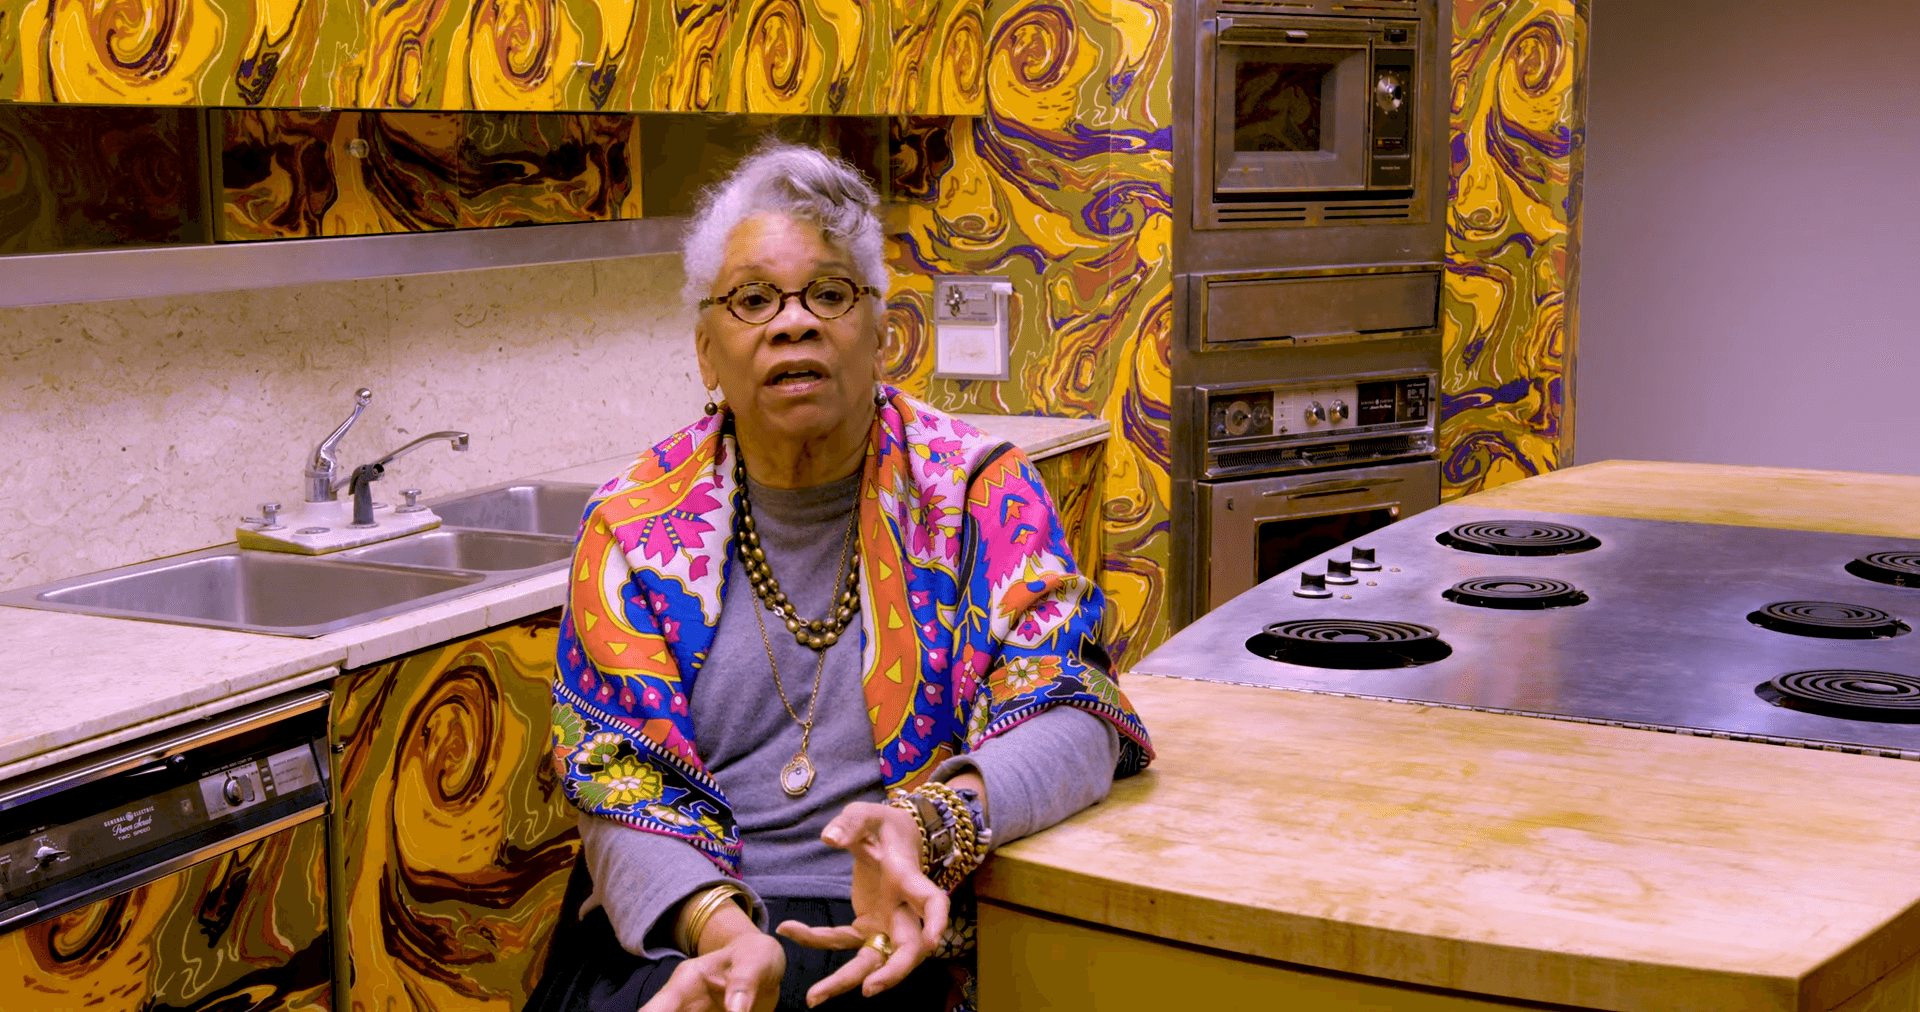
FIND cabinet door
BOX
[330,610,580,1012]
[1033,441,1105,583]
[0,817,332,1011]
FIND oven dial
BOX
[1329,399,1349,423]
[1350,547,1381,572]
[1224,400,1256,437]
[32,842,67,869]
[1304,401,1326,425]
[1324,560,1358,585]
[1294,573,1332,599]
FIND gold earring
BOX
[704,388,720,416]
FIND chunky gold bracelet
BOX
[676,884,749,956]
[918,781,984,890]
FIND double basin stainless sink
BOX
[0,482,597,637]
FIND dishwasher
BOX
[0,686,335,1010]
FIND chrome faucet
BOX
[306,388,373,503]
[338,431,471,527]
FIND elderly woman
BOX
[531,144,1152,1012]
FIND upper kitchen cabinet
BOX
[0,0,986,114]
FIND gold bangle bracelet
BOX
[677,884,748,956]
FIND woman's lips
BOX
[764,363,830,395]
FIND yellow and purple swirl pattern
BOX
[884,0,1173,664]
[329,613,580,1012]
[0,817,332,1011]
[217,108,639,239]
[1442,0,1587,497]
[1,0,983,112]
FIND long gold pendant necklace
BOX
[737,456,862,797]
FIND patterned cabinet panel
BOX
[1032,441,1104,585]
[329,610,581,1012]
[887,0,984,115]
[217,109,461,239]
[4,0,359,106]
[1441,0,1588,497]
[217,109,642,239]
[0,817,333,1011]
[460,112,642,226]
[883,0,1174,665]
[725,0,888,115]
[0,104,207,252]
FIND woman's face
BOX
[696,212,882,451]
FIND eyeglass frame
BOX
[698,276,882,325]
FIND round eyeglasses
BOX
[699,276,880,325]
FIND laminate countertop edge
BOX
[0,414,1109,780]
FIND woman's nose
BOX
[765,294,823,340]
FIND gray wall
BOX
[1574,0,1920,474]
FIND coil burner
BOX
[1747,601,1911,640]
[1245,619,1452,670]
[1757,670,1920,723]
[1443,576,1588,610]
[1437,520,1601,557]
[1848,552,1920,589]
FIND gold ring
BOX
[863,932,895,959]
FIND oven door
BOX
[1201,458,1439,614]
[1207,17,1373,194]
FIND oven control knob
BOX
[1294,573,1333,599]
[1329,399,1349,423]
[223,776,245,806]
[1224,400,1256,437]
[32,843,66,869]
[1350,547,1381,571]
[1304,401,1326,425]
[1324,560,1358,585]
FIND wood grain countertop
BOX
[975,460,1920,1011]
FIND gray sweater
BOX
[579,470,1119,958]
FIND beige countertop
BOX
[976,460,1920,1011]
[0,415,1108,781]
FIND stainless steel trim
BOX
[1266,477,1404,497]
[0,217,687,310]
[0,806,325,934]
[0,688,332,814]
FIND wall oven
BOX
[1194,369,1440,613]
[1194,0,1436,230]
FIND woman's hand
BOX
[776,803,949,1008]
[640,905,785,1012]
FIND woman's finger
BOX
[818,803,889,852]
[858,906,934,996]
[638,957,721,1012]
[909,882,950,951]
[802,943,886,1008]
[773,919,865,951]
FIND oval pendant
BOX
[780,753,816,797]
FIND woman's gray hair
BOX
[681,142,889,311]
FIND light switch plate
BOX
[933,276,1012,381]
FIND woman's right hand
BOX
[639,904,785,1012]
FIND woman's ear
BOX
[694,322,718,390]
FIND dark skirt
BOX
[527,858,961,1012]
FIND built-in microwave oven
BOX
[1195,2,1433,230]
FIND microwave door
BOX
[1214,39,1370,194]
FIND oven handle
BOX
[1263,477,1404,499]
[1214,18,1368,47]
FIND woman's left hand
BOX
[775,802,948,1008]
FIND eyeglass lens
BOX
[729,278,860,324]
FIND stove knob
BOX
[1304,401,1326,425]
[32,843,66,869]
[1350,547,1381,571]
[1329,399,1349,423]
[223,776,245,806]
[1294,573,1333,599]
[1224,400,1256,436]
[1324,559,1358,585]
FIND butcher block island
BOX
[975,461,1920,1011]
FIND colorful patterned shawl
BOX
[550,388,1153,874]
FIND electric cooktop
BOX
[1139,504,1920,758]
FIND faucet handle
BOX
[243,503,284,530]
[397,489,425,513]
